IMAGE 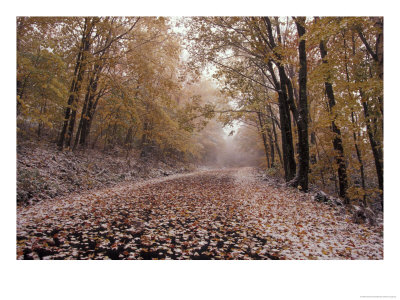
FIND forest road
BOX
[17,167,383,260]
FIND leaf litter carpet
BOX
[17,168,383,260]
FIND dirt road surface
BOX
[17,168,383,260]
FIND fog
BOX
[197,121,265,168]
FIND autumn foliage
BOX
[17,17,383,209]
[185,17,383,208]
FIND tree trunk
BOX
[344,35,367,205]
[266,61,296,181]
[319,39,349,201]
[82,90,103,147]
[355,29,383,208]
[73,73,93,150]
[266,126,275,167]
[73,94,88,150]
[291,17,309,191]
[264,17,296,181]
[17,78,28,116]
[257,111,270,168]
[374,17,383,81]
[278,88,296,181]
[140,121,150,157]
[58,28,85,149]
[351,111,366,206]
[57,18,96,150]
[269,104,283,166]
[361,90,383,209]
[74,63,103,150]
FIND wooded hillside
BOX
[185,16,384,209]
[17,17,383,210]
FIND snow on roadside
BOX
[233,168,383,259]
[17,168,383,260]
[17,141,192,205]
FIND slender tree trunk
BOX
[125,126,134,149]
[110,121,118,149]
[319,39,349,201]
[73,95,89,150]
[74,63,103,150]
[351,112,366,206]
[17,18,25,116]
[17,77,28,116]
[361,90,383,208]
[274,17,299,123]
[103,124,110,152]
[277,88,296,181]
[374,18,384,118]
[73,71,93,150]
[82,91,102,146]
[37,98,47,139]
[266,127,275,167]
[125,125,135,165]
[257,111,270,168]
[65,107,78,148]
[290,17,309,191]
[80,61,105,148]
[268,60,295,180]
[269,104,283,166]
[58,30,85,149]
[310,132,317,164]
[58,18,95,150]
[343,35,367,205]
[358,18,383,81]
[17,52,41,116]
[314,135,326,186]
[373,17,384,82]
[140,121,149,157]
[356,39,383,209]
[264,18,296,181]
[79,18,137,149]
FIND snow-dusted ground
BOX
[17,168,383,260]
[17,142,191,205]
[234,168,383,259]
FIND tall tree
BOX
[318,28,349,201]
[290,17,309,191]
[58,17,98,150]
[262,17,296,181]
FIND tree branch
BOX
[357,29,378,62]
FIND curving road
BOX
[17,167,383,260]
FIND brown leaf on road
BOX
[17,168,383,260]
